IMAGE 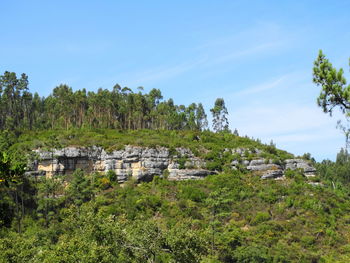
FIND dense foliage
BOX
[0,71,211,131]
[0,129,349,262]
[316,148,350,186]
[313,50,350,116]
[1,167,350,262]
[313,50,350,144]
[210,98,229,132]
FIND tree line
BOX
[0,71,229,132]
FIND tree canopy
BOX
[313,50,350,145]
[313,50,350,116]
[210,98,229,132]
[0,71,215,132]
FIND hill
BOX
[1,129,349,262]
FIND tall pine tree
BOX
[210,98,229,132]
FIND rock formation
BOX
[26,146,316,182]
[26,146,214,182]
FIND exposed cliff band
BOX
[26,146,316,182]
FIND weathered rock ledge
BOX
[26,146,214,182]
[26,146,316,182]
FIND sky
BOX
[1,1,350,161]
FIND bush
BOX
[178,156,188,169]
[206,160,222,171]
[179,185,206,202]
[106,170,117,183]
[251,211,271,225]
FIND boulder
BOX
[261,170,284,179]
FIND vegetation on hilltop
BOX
[2,129,294,174]
[0,71,219,131]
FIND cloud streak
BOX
[110,23,296,88]
[121,57,207,87]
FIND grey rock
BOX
[284,159,316,176]
[29,145,211,183]
[247,163,281,171]
[255,148,263,155]
[176,148,194,157]
[168,169,215,180]
[25,170,46,177]
[308,182,323,187]
[249,159,266,166]
[261,170,284,179]
[27,146,317,183]
[242,160,250,166]
[105,150,123,160]
[231,160,239,166]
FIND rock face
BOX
[26,146,316,182]
[285,159,316,177]
[27,146,214,182]
[232,157,316,180]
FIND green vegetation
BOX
[317,148,350,186]
[1,168,350,262]
[2,129,293,170]
[0,65,348,262]
[0,128,348,262]
[313,50,350,144]
[0,71,212,131]
[313,50,350,117]
[210,98,229,132]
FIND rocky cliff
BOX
[26,146,316,182]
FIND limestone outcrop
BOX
[231,157,316,180]
[26,146,214,182]
[26,146,316,182]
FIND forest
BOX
[0,71,229,132]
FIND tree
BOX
[313,50,350,145]
[0,152,27,232]
[0,70,223,133]
[0,71,29,129]
[65,169,93,206]
[313,50,350,115]
[210,98,229,132]
[196,103,208,131]
[36,176,64,227]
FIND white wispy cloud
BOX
[196,22,284,50]
[210,41,284,66]
[231,73,293,97]
[121,57,208,87]
[196,22,296,67]
[108,23,296,88]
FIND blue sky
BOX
[1,1,350,161]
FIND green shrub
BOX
[178,156,187,169]
[300,235,316,247]
[106,170,117,183]
[251,211,271,225]
[206,160,222,171]
[179,185,206,202]
[284,169,296,178]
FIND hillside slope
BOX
[0,129,348,263]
